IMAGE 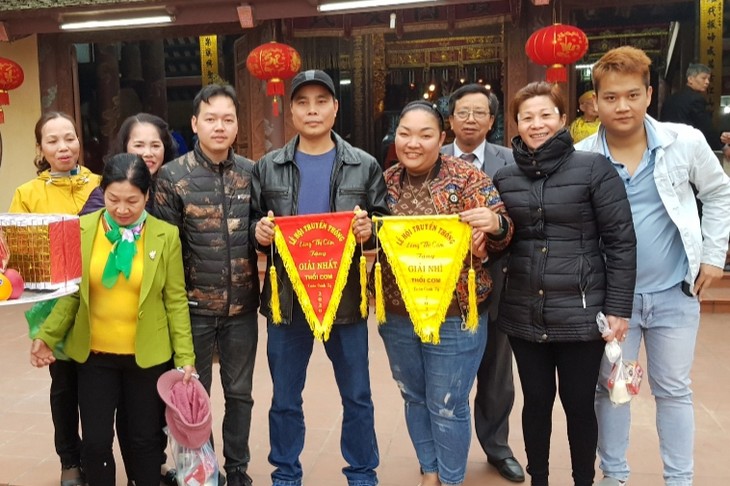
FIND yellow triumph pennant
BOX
[373,214,474,344]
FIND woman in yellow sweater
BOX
[30,153,196,486]
[9,111,100,486]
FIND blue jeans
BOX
[378,313,487,486]
[191,312,258,474]
[595,283,700,486]
[267,314,379,486]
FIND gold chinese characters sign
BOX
[699,0,723,106]
[199,35,219,86]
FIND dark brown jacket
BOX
[153,143,259,316]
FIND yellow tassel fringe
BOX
[359,255,368,318]
[270,265,282,324]
[466,267,478,331]
[374,262,386,324]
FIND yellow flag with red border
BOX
[272,212,356,341]
[374,214,472,343]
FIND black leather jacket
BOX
[251,132,389,324]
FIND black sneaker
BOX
[226,470,253,486]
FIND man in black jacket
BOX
[252,70,388,486]
[154,84,259,486]
[661,63,728,156]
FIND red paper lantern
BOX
[0,57,24,124]
[0,57,24,106]
[525,24,588,83]
[246,41,301,116]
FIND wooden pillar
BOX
[140,40,168,120]
[37,34,84,165]
[503,4,554,143]
[37,34,76,114]
[352,35,366,152]
[233,23,288,160]
[95,43,121,159]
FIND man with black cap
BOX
[251,69,388,486]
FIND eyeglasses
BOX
[453,109,490,121]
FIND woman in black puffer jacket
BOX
[492,82,636,486]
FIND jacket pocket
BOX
[578,254,593,309]
[337,187,368,210]
[263,187,292,215]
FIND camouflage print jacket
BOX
[153,143,260,317]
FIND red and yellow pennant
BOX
[373,214,475,344]
[272,212,358,341]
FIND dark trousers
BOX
[191,312,258,474]
[509,337,604,486]
[473,317,516,461]
[117,360,173,481]
[49,359,82,468]
[77,353,167,486]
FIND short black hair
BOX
[399,100,445,131]
[192,83,239,117]
[101,152,152,195]
[448,84,498,117]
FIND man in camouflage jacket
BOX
[153,84,258,486]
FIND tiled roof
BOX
[0,0,149,13]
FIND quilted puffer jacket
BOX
[153,143,259,317]
[493,129,636,343]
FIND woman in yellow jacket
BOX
[30,153,196,486]
[9,111,100,486]
[9,112,100,214]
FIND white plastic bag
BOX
[596,312,621,363]
[168,429,219,486]
[607,357,643,405]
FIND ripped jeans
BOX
[378,312,487,485]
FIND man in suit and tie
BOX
[442,84,525,483]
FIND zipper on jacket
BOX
[579,255,590,309]
[219,166,233,314]
[289,162,302,322]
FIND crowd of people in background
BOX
[12,44,730,486]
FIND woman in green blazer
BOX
[31,153,196,486]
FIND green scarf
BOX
[102,210,147,288]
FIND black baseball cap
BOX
[290,69,336,99]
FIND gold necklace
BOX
[404,166,434,206]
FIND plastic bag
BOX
[25,298,68,359]
[596,312,621,363]
[25,299,57,339]
[168,429,219,486]
[607,358,644,405]
[596,311,644,405]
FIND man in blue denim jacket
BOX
[576,46,730,486]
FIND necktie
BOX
[459,153,477,164]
